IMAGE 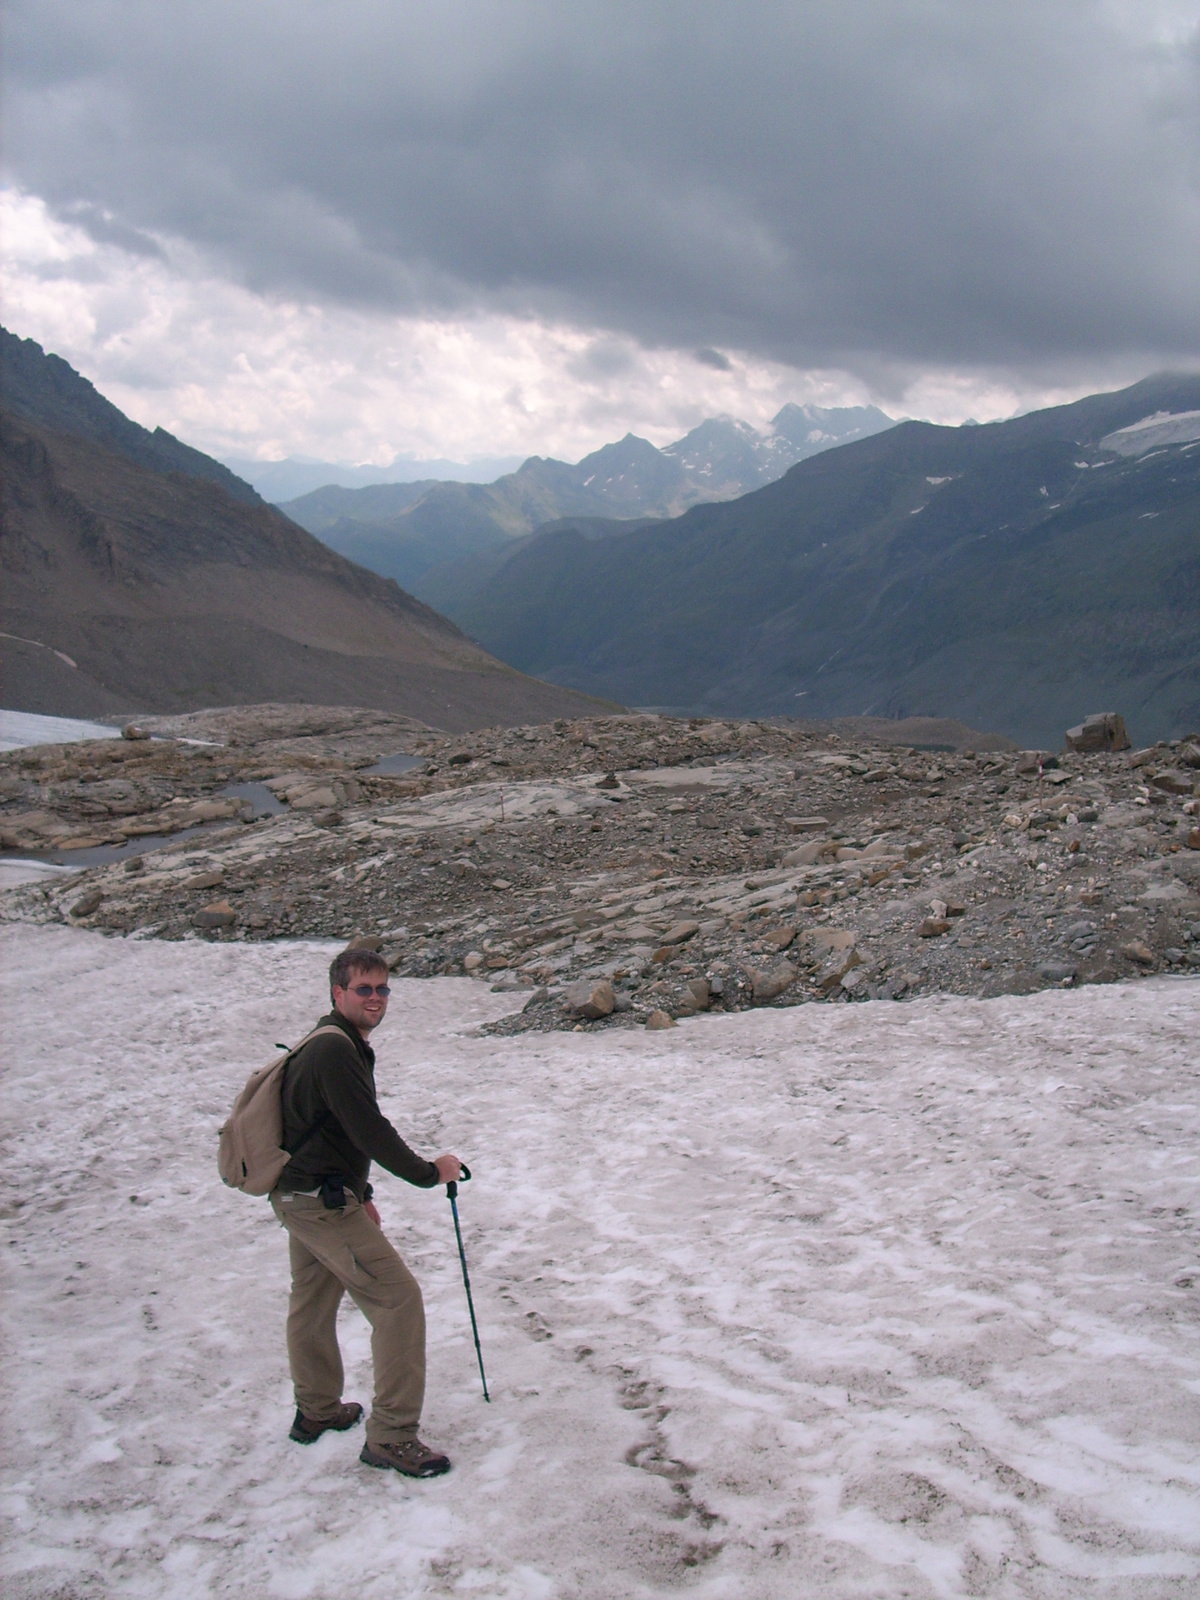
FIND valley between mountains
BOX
[275,404,894,593]
[409,378,1200,748]
[276,376,1200,751]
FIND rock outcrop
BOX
[3,707,1198,1032]
[1065,713,1131,753]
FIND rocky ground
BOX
[2,704,1198,1031]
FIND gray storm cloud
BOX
[4,0,1200,379]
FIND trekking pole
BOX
[447,1163,490,1402]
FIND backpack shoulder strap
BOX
[281,1024,356,1158]
[294,1023,355,1050]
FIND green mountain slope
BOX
[433,375,1200,747]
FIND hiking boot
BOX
[359,1437,452,1477]
[289,1402,363,1444]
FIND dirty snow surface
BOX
[3,927,1199,1600]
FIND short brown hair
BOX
[329,947,388,993]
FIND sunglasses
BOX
[348,983,391,998]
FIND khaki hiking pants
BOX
[270,1190,425,1447]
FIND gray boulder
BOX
[750,961,798,1002]
[1151,770,1194,796]
[1037,962,1077,983]
[816,948,863,992]
[782,840,824,866]
[1064,713,1130,753]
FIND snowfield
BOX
[2,925,1199,1600]
[0,709,120,752]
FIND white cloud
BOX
[0,189,1166,465]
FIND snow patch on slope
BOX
[1100,409,1200,455]
[0,709,119,752]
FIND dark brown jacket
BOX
[277,1012,439,1198]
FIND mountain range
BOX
[6,325,1196,751]
[224,452,527,503]
[278,405,894,594]
[413,376,1200,748]
[0,328,613,730]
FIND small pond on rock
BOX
[220,781,287,817]
[364,753,425,776]
[0,782,284,871]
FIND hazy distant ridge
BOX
[224,453,527,502]
[279,404,894,593]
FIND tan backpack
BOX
[217,1025,347,1194]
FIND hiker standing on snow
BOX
[272,946,461,1477]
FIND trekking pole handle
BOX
[445,1161,471,1199]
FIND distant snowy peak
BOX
[660,404,895,491]
[661,415,773,486]
[768,402,895,455]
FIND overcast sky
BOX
[3,0,1199,465]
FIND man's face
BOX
[332,965,390,1036]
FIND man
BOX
[271,946,462,1477]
